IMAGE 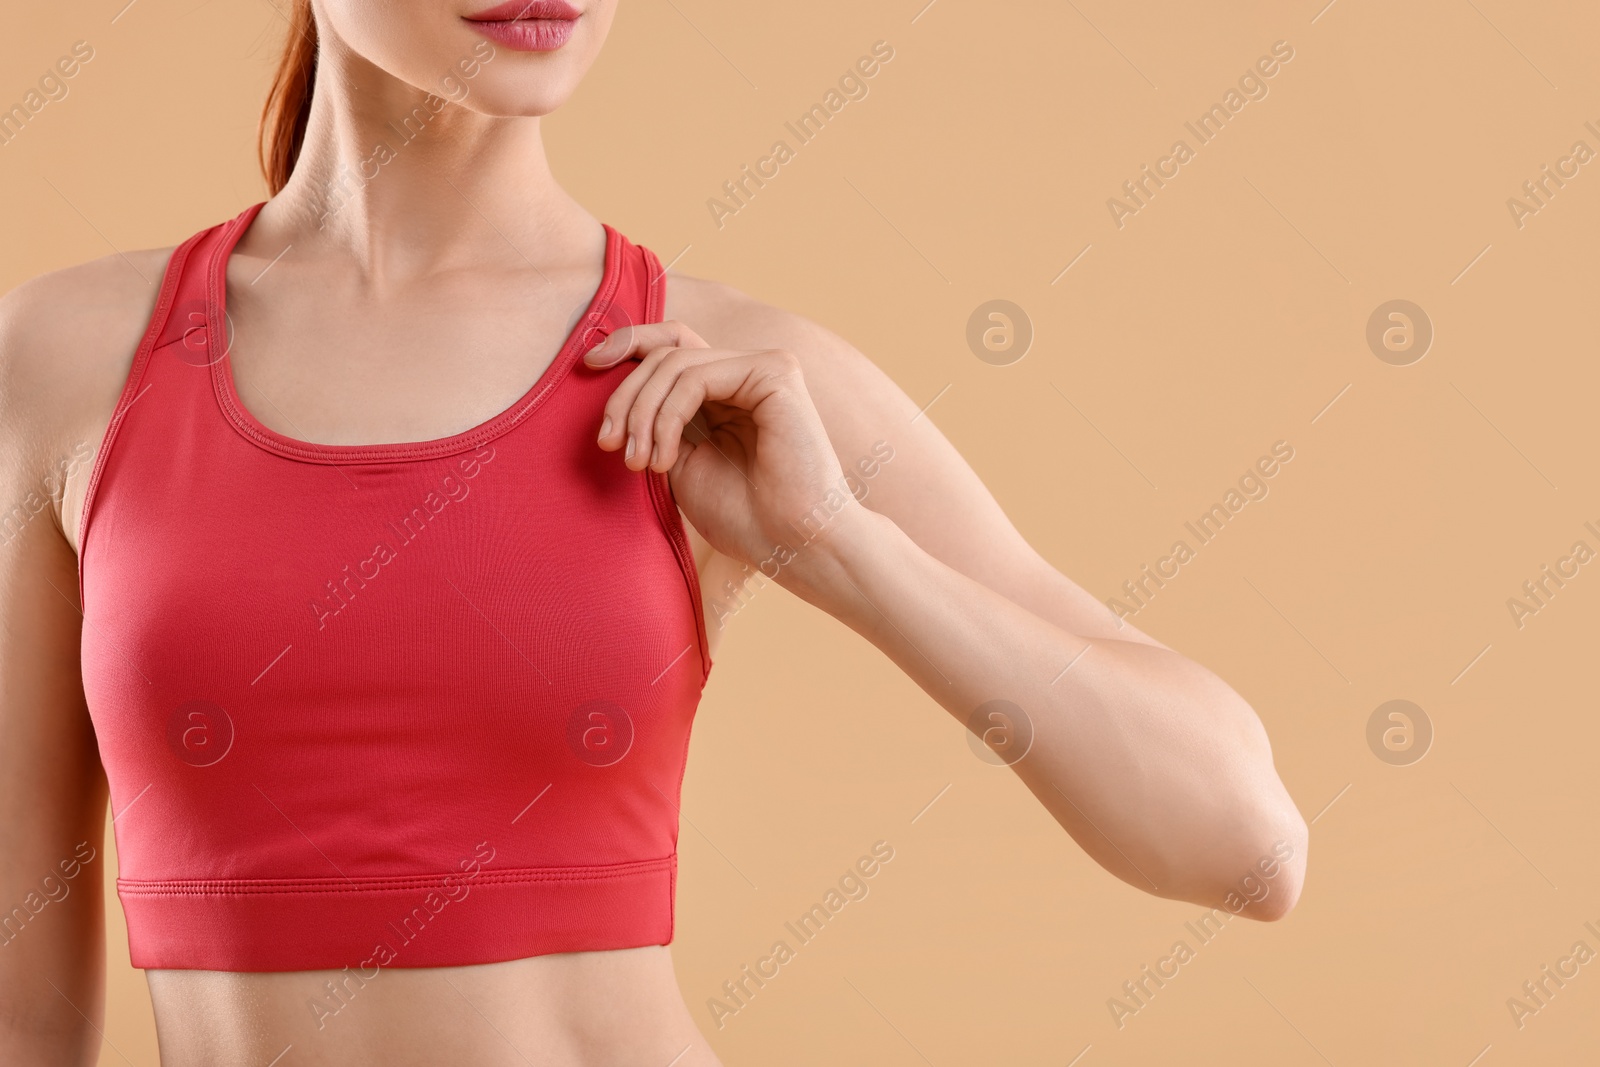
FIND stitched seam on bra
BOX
[116,856,677,896]
[645,239,665,323]
[76,231,206,604]
[642,231,696,851]
[206,214,626,465]
[646,432,712,684]
[638,244,713,685]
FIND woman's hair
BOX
[258,0,318,195]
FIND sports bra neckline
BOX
[206,200,627,466]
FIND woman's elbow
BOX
[1220,803,1309,922]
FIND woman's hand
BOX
[584,320,859,587]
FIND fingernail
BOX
[598,415,612,441]
[649,443,660,468]
[625,434,636,461]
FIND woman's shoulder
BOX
[660,269,921,425]
[0,246,177,446]
[0,246,177,549]
[660,270,839,354]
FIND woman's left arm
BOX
[587,280,1308,920]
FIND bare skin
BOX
[0,1,1309,1064]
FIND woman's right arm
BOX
[0,253,166,1065]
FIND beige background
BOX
[5,0,1599,1063]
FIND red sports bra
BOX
[77,202,712,972]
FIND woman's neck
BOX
[265,37,588,285]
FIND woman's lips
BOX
[462,0,579,52]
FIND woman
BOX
[0,0,1308,1063]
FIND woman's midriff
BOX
[144,945,723,1066]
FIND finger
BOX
[619,348,735,470]
[641,353,799,473]
[583,319,709,369]
[650,371,716,473]
[598,345,728,455]
[598,344,675,452]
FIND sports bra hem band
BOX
[117,856,676,898]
